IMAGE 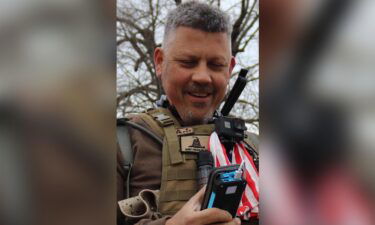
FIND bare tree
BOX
[117,0,259,133]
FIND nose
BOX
[191,63,212,85]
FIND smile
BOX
[188,92,211,98]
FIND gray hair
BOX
[163,1,232,47]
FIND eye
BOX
[209,62,226,70]
[179,60,197,68]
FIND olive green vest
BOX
[138,107,258,216]
[135,108,213,215]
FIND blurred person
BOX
[117,1,259,225]
[0,0,115,225]
[261,0,375,224]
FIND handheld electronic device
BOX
[201,163,247,217]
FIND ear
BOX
[154,47,164,79]
[228,56,236,78]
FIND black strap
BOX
[117,120,133,199]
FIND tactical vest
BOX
[132,107,258,216]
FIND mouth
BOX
[186,91,212,105]
[188,92,211,98]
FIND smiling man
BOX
[117,2,258,225]
[154,25,235,125]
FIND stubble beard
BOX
[181,105,213,126]
[180,84,216,125]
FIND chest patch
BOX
[180,135,209,153]
[176,127,194,136]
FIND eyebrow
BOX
[210,56,227,62]
[173,53,228,62]
[173,51,198,59]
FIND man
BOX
[117,2,258,225]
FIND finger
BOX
[189,185,207,204]
[184,185,207,211]
[194,208,232,224]
[232,218,241,225]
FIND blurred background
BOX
[2,0,375,224]
[261,0,375,224]
[0,0,115,225]
[117,0,259,133]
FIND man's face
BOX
[154,27,235,125]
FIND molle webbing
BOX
[145,108,214,216]
[163,166,197,180]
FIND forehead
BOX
[164,26,231,58]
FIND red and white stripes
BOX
[208,132,259,220]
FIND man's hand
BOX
[166,186,241,225]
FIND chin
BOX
[182,110,213,126]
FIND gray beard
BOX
[181,110,212,126]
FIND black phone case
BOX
[201,165,247,217]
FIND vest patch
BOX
[180,135,209,153]
[176,127,194,136]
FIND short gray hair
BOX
[163,1,232,47]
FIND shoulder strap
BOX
[117,115,164,165]
[117,115,165,199]
[117,119,133,167]
[146,108,183,165]
[137,112,164,138]
[117,118,133,199]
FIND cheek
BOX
[166,66,189,87]
[162,65,186,97]
[214,76,229,97]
